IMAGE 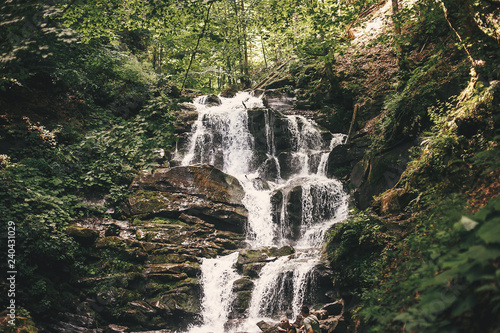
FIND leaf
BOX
[465,245,500,264]
[477,218,500,244]
[475,284,498,293]
[450,294,476,317]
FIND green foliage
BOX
[78,94,177,206]
[394,197,500,332]
[0,25,179,322]
[372,51,467,149]
[327,209,394,294]
[52,45,157,116]
[328,75,500,332]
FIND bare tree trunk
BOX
[241,0,250,87]
[392,0,401,36]
[181,2,213,91]
[261,35,268,68]
[158,45,162,74]
[152,46,157,71]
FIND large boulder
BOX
[126,165,248,233]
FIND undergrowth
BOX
[0,41,180,324]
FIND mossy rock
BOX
[237,249,269,266]
[242,262,266,278]
[232,290,252,313]
[232,278,254,291]
[146,263,200,277]
[268,245,295,257]
[66,225,99,244]
[220,86,238,98]
[162,285,201,315]
[96,236,127,249]
[118,308,149,327]
[148,253,198,264]
[218,238,240,250]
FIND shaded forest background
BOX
[1,0,500,332]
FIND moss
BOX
[133,218,144,226]
[65,225,99,244]
[232,278,254,291]
[268,245,295,257]
[96,236,126,249]
[233,291,252,313]
[151,216,184,225]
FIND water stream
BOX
[175,92,348,332]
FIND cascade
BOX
[177,92,348,333]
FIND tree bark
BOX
[392,0,401,36]
[261,35,268,68]
[181,2,213,91]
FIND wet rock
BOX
[271,190,283,225]
[233,277,255,291]
[127,165,248,233]
[130,165,245,206]
[237,249,270,266]
[350,159,369,188]
[232,290,252,314]
[242,262,266,278]
[146,263,200,278]
[258,157,280,181]
[268,245,295,257]
[236,247,294,277]
[351,141,415,209]
[106,324,130,332]
[203,94,222,106]
[247,108,294,155]
[277,152,298,180]
[119,309,148,327]
[257,320,276,333]
[96,236,148,262]
[319,315,341,333]
[326,144,364,180]
[220,86,238,98]
[270,184,302,239]
[172,104,198,151]
[322,299,344,316]
[161,283,201,320]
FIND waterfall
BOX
[188,252,241,333]
[179,92,349,333]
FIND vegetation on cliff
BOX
[322,0,500,332]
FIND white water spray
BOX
[188,252,241,333]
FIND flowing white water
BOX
[188,252,241,333]
[180,92,349,333]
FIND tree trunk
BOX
[392,0,401,36]
[158,45,162,74]
[261,35,268,68]
[241,0,250,88]
[181,2,213,90]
